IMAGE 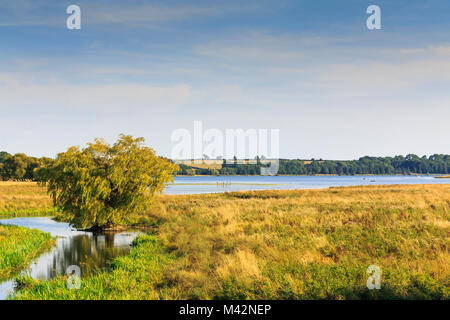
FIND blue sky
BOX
[1,0,449,159]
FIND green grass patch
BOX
[13,234,177,300]
[0,225,55,281]
[0,208,58,218]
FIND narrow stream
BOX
[0,217,139,300]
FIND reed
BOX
[12,184,450,300]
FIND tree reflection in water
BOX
[0,217,139,299]
[23,230,138,280]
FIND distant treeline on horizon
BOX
[1,151,449,181]
[178,154,450,176]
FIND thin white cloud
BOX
[1,17,449,158]
[86,4,241,25]
[192,32,450,98]
[312,60,450,99]
[0,78,191,112]
[0,1,262,28]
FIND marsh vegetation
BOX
[6,183,449,300]
[0,225,54,281]
[0,182,56,217]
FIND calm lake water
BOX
[165,175,449,194]
[0,217,139,300]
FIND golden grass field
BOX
[0,182,56,217]
[9,182,449,299]
[130,184,450,299]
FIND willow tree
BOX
[36,135,179,230]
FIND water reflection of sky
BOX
[165,175,448,195]
[0,217,138,300]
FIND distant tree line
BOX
[0,151,53,181]
[177,154,450,176]
[2,151,449,180]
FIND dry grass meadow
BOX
[0,182,56,217]
[9,182,450,299]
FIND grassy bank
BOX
[0,225,54,281]
[0,182,57,217]
[13,184,450,300]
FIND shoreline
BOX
[1,181,449,219]
[175,173,446,177]
[162,182,450,195]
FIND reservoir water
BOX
[166,175,449,194]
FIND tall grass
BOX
[0,225,54,281]
[0,182,57,217]
[13,184,450,300]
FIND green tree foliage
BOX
[2,153,28,179]
[0,152,49,181]
[277,155,450,175]
[35,135,179,229]
[0,151,10,163]
[177,154,450,176]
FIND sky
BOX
[0,0,449,160]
